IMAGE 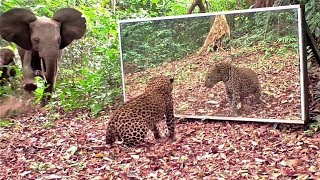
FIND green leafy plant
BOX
[121,17,210,70]
[41,120,55,128]
[305,116,320,135]
[0,119,14,128]
[232,10,298,50]
[29,162,56,172]
[34,76,48,104]
[303,0,320,38]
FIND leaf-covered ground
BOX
[1,107,320,179]
[125,45,301,121]
[1,45,320,179]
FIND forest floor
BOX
[0,107,320,179]
[1,46,320,179]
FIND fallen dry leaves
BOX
[0,108,320,179]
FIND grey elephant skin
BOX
[0,8,86,106]
[0,48,16,85]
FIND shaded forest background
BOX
[0,0,319,119]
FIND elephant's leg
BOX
[0,67,6,86]
[22,50,37,91]
[40,81,54,107]
[3,65,11,78]
[8,61,16,77]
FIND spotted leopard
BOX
[106,75,175,147]
[204,62,263,115]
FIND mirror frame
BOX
[118,4,309,125]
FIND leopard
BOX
[105,75,175,147]
[204,62,264,115]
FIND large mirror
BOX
[118,5,308,124]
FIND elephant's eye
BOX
[33,38,40,44]
[57,38,61,44]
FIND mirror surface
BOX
[119,5,307,123]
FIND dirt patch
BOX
[0,96,34,119]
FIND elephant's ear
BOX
[0,8,36,50]
[53,8,86,49]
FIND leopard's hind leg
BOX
[121,122,149,147]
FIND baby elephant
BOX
[0,48,16,85]
[0,8,86,107]
[204,62,263,115]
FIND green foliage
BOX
[116,0,189,18]
[54,5,123,113]
[305,116,320,135]
[274,0,320,38]
[29,162,55,172]
[34,76,47,104]
[121,17,210,69]
[53,67,122,111]
[41,120,55,128]
[303,0,320,38]
[208,0,238,12]
[0,119,14,128]
[232,10,299,54]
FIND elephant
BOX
[0,8,86,106]
[0,48,16,85]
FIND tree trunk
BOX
[187,0,206,14]
[254,0,275,8]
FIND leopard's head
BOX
[204,62,231,88]
[145,75,174,94]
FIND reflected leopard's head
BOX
[204,62,232,88]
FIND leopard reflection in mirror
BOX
[204,62,264,115]
[0,48,16,85]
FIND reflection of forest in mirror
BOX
[120,8,302,121]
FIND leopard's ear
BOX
[214,64,221,73]
[216,62,228,71]
[216,62,223,67]
[169,77,174,83]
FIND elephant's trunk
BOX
[40,49,62,82]
[42,56,58,90]
[39,50,59,60]
[39,54,59,107]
